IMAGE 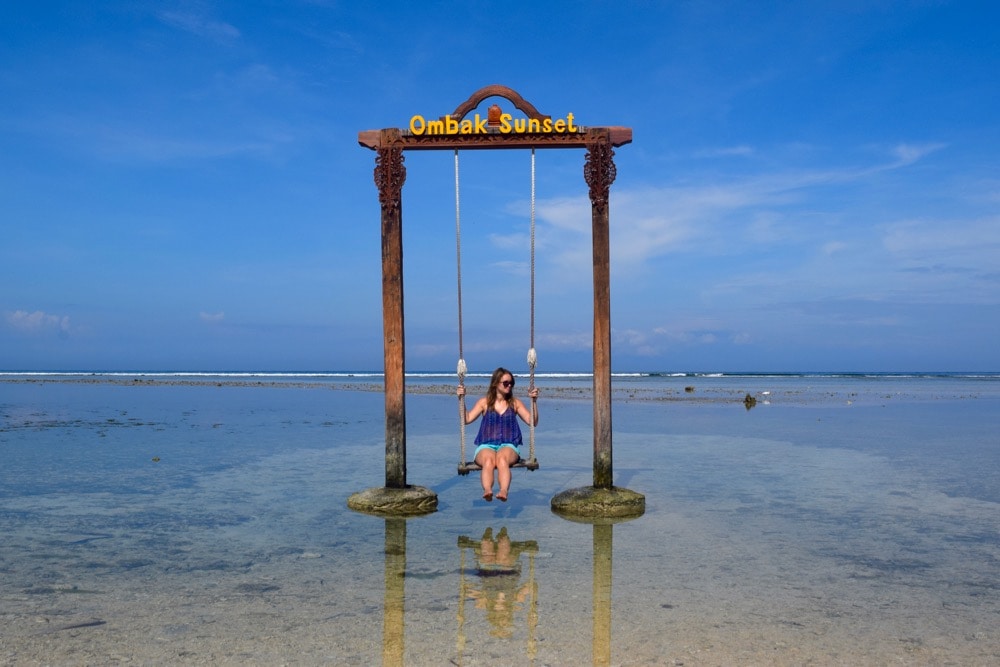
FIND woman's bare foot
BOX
[497,489,508,502]
[482,490,493,502]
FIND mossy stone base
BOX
[347,486,438,517]
[551,486,645,521]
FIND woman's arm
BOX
[458,387,486,424]
[515,388,539,426]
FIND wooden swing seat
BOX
[458,458,539,476]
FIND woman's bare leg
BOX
[496,447,519,501]
[476,450,497,501]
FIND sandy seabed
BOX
[1,375,998,665]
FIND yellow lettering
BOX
[410,111,578,135]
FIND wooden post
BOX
[375,132,407,489]
[585,131,617,490]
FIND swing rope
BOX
[455,149,468,469]
[456,149,539,474]
[526,148,537,463]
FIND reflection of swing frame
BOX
[457,528,539,661]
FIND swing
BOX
[456,148,541,476]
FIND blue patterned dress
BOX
[474,406,523,447]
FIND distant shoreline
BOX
[1,374,991,407]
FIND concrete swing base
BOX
[551,486,645,521]
[347,486,438,517]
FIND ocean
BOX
[1,371,998,665]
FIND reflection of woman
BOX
[464,528,534,639]
[457,367,539,501]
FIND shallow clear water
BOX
[1,376,998,665]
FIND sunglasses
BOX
[500,379,515,388]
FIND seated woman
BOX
[457,367,539,501]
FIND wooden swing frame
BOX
[358,84,631,492]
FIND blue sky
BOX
[2,1,998,373]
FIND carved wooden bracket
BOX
[584,131,617,212]
[374,130,406,212]
[449,84,551,122]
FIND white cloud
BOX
[92,127,277,162]
[157,10,240,42]
[535,181,783,280]
[488,232,530,252]
[693,145,755,159]
[888,142,947,167]
[822,241,848,255]
[883,216,1000,258]
[200,311,225,323]
[537,330,592,351]
[27,113,284,163]
[531,141,954,291]
[6,310,71,336]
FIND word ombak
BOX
[409,112,579,136]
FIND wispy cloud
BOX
[822,241,849,255]
[879,215,1000,304]
[883,215,1000,259]
[534,142,950,282]
[27,113,288,163]
[887,142,947,168]
[693,145,755,159]
[522,141,995,359]
[5,310,71,337]
[156,10,240,43]
[200,311,225,323]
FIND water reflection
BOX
[553,515,623,666]
[592,523,612,667]
[382,518,406,667]
[377,519,621,665]
[457,527,539,662]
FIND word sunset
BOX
[408,112,579,136]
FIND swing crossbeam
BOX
[458,458,539,476]
[358,128,632,151]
